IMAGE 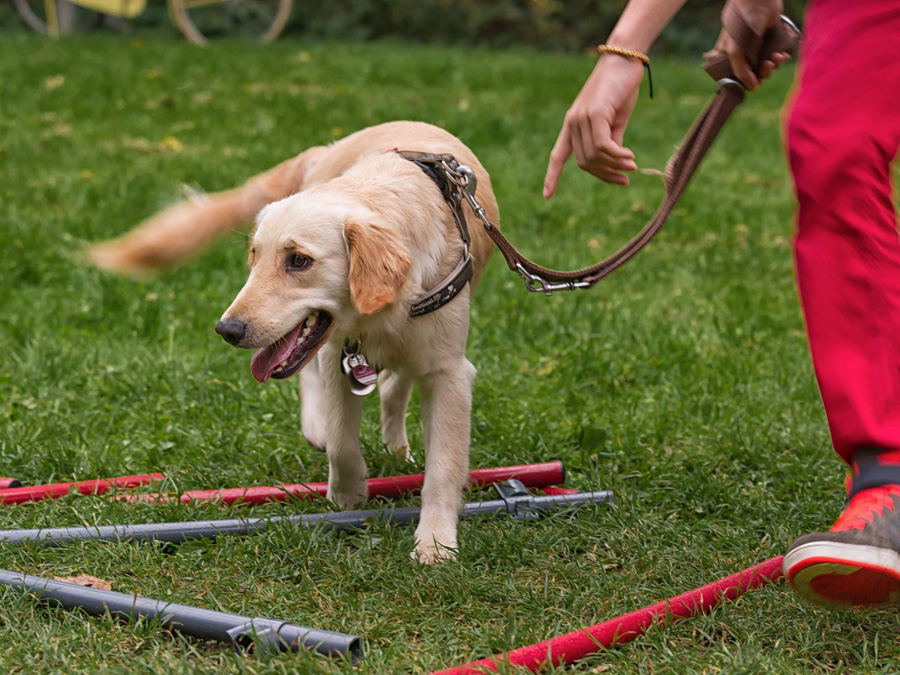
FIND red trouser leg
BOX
[786,0,900,464]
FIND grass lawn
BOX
[1,28,898,675]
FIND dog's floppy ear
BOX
[344,219,412,315]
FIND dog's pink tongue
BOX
[250,324,303,383]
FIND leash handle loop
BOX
[703,13,801,84]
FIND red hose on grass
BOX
[123,462,567,506]
[429,556,785,675]
[0,474,165,505]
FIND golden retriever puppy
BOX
[90,121,499,563]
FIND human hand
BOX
[543,54,645,198]
[710,0,791,90]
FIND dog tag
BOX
[341,348,377,396]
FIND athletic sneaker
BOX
[784,475,900,606]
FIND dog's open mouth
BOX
[250,312,334,383]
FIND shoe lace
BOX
[833,485,900,531]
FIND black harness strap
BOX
[409,159,471,247]
[406,158,474,318]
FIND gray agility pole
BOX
[0,569,363,659]
[0,480,612,547]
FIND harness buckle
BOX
[452,164,478,199]
[438,161,494,232]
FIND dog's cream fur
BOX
[90,121,499,563]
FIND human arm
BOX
[543,0,790,198]
[542,0,687,197]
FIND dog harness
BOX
[402,154,476,318]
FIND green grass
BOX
[0,29,897,675]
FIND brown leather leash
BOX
[402,11,800,295]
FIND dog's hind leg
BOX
[413,358,476,564]
[379,370,414,461]
[320,344,368,510]
[300,354,328,452]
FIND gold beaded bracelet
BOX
[597,44,654,99]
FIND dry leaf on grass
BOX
[159,136,183,153]
[54,574,113,591]
[44,75,65,90]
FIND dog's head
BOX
[216,186,412,382]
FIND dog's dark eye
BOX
[288,253,313,271]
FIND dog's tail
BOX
[88,147,325,274]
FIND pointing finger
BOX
[544,127,573,199]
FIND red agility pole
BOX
[429,556,785,675]
[0,478,22,489]
[538,487,581,496]
[124,462,567,506]
[0,474,165,505]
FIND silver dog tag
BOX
[341,348,377,396]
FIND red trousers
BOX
[787,0,900,463]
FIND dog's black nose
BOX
[215,318,247,346]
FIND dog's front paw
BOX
[411,535,458,565]
[389,444,415,463]
[326,484,367,510]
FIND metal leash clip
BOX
[444,163,495,231]
[515,263,591,296]
[439,158,591,295]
